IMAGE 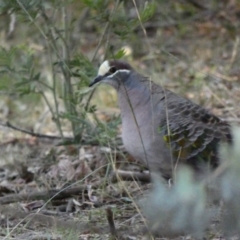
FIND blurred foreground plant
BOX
[141,126,240,238]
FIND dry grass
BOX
[1,1,240,239]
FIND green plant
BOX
[0,0,157,146]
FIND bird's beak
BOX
[89,75,104,87]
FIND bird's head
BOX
[89,60,133,89]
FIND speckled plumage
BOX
[90,60,232,176]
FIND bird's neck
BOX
[117,75,151,115]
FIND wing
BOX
[158,90,231,168]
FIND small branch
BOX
[37,80,53,91]
[185,0,207,10]
[61,5,79,136]
[0,183,100,205]
[111,170,151,183]
[0,121,70,140]
[106,207,117,238]
[16,0,48,39]
[0,121,122,147]
[47,41,64,139]
[6,10,16,39]
[85,0,120,110]
[85,22,110,111]
[227,36,240,72]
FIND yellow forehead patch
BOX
[98,60,110,76]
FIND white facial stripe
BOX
[109,69,130,78]
[98,60,130,78]
[98,60,110,76]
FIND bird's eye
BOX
[109,67,116,74]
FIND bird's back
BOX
[153,85,231,169]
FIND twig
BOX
[16,0,48,39]
[40,7,78,137]
[0,183,101,205]
[0,121,71,140]
[203,68,239,82]
[85,23,110,111]
[0,121,111,147]
[85,0,120,111]
[106,207,117,238]
[204,86,238,119]
[132,0,152,56]
[47,39,64,138]
[185,0,207,10]
[227,36,240,72]
[61,5,79,136]
[111,170,151,183]
[6,10,16,39]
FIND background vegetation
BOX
[0,0,240,239]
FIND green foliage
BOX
[82,0,109,10]
[110,1,156,39]
[0,46,40,95]
[0,0,158,146]
[69,54,96,86]
[139,2,157,22]
[112,48,126,60]
[174,2,198,16]
[91,114,121,145]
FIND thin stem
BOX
[48,44,64,138]
[85,0,120,110]
[61,4,78,136]
[85,22,110,111]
